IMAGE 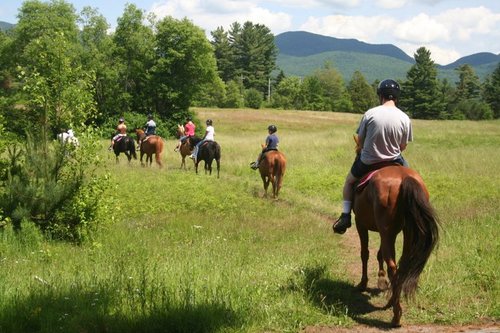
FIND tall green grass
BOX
[0,108,498,332]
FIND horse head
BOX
[177,124,185,138]
[136,128,145,143]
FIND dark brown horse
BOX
[350,136,439,327]
[188,137,221,178]
[113,135,136,163]
[259,150,286,198]
[176,124,194,170]
[135,129,164,168]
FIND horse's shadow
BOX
[282,264,395,329]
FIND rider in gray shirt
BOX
[333,79,412,234]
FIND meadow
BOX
[0,108,498,333]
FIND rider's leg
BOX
[333,171,358,234]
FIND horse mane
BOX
[136,128,145,135]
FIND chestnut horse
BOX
[176,124,194,170]
[259,150,286,198]
[349,136,439,326]
[135,129,164,168]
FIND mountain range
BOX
[2,21,499,83]
[275,31,500,83]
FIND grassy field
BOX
[0,108,498,332]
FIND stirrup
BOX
[333,213,351,234]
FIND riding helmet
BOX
[268,125,277,133]
[206,119,213,125]
[147,113,153,119]
[119,117,125,123]
[377,79,400,100]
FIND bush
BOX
[244,88,263,109]
[0,128,113,243]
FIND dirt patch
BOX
[302,319,499,333]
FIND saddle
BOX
[355,162,401,192]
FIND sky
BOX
[1,0,499,65]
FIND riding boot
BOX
[250,161,259,170]
[333,213,351,234]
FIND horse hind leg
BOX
[377,247,390,291]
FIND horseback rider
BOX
[138,114,156,149]
[333,79,412,234]
[144,114,156,136]
[174,116,196,152]
[250,125,279,170]
[189,119,215,163]
[109,117,127,150]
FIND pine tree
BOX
[400,47,444,119]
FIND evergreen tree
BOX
[483,62,500,118]
[455,64,481,101]
[400,47,444,119]
[348,71,378,113]
[211,27,234,83]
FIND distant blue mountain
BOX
[274,31,499,82]
[0,21,14,31]
[441,52,500,69]
[275,31,415,63]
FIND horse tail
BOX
[272,153,285,196]
[130,139,137,159]
[394,176,439,300]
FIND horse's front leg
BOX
[140,152,145,167]
[356,224,369,291]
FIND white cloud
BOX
[394,13,449,44]
[376,0,408,9]
[149,0,292,34]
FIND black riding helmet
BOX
[206,119,213,125]
[377,79,401,100]
[268,125,277,133]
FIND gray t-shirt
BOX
[357,105,413,165]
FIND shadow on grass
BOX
[283,264,396,330]
[0,287,241,333]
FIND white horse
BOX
[57,129,79,147]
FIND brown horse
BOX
[135,129,164,168]
[350,135,439,327]
[176,124,193,170]
[258,150,286,198]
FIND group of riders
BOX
[107,78,410,236]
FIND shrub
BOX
[0,128,112,243]
[244,88,263,109]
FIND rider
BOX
[109,117,127,150]
[144,114,156,136]
[174,116,196,152]
[332,79,412,234]
[139,114,156,149]
[250,125,279,170]
[189,119,215,163]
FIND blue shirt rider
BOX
[250,125,279,170]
